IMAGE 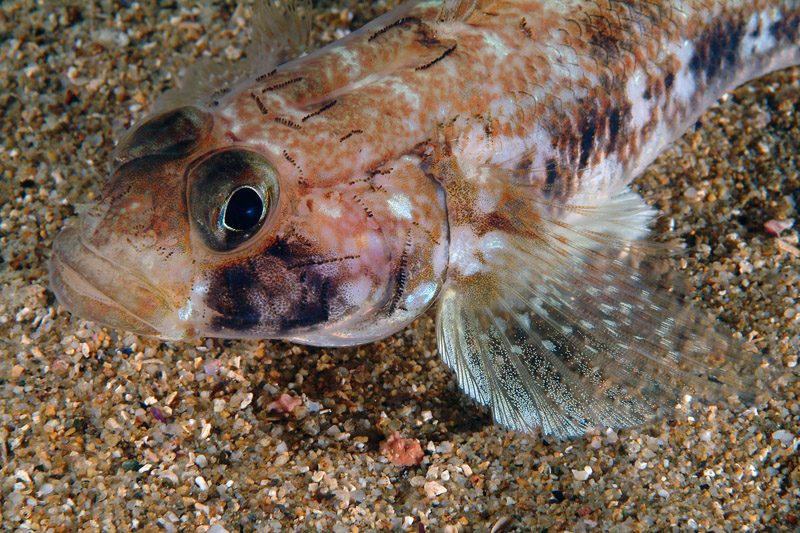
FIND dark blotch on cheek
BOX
[207,260,262,331]
[206,241,336,335]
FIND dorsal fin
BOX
[153,0,313,113]
[438,0,496,22]
[247,0,312,71]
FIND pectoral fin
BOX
[436,162,760,438]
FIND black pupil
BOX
[224,187,264,231]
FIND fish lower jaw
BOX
[49,227,194,340]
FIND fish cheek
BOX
[87,156,189,254]
[203,247,335,337]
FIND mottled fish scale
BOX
[49,0,800,438]
[211,0,800,212]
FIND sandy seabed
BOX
[1,1,799,531]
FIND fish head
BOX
[50,105,219,340]
[50,105,449,344]
[186,154,450,346]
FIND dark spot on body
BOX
[770,12,800,42]
[608,108,621,148]
[207,238,335,334]
[578,110,597,170]
[545,159,559,188]
[664,71,675,90]
[482,211,516,234]
[689,17,746,81]
[208,261,262,331]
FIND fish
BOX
[49,0,799,438]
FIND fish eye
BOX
[188,149,279,252]
[222,186,265,232]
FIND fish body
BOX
[50,0,799,436]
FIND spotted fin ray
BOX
[436,160,759,438]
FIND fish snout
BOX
[49,225,197,340]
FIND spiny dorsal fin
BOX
[438,0,496,22]
[436,159,762,438]
[153,0,313,113]
[247,0,312,71]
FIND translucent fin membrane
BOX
[153,0,313,113]
[437,176,761,438]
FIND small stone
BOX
[423,481,447,498]
[200,420,212,439]
[764,219,794,236]
[572,466,593,481]
[772,429,795,446]
[195,476,209,491]
[436,441,453,454]
[267,393,302,414]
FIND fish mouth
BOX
[49,226,195,340]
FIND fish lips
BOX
[49,226,195,340]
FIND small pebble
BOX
[572,466,593,481]
[195,476,209,492]
[424,481,447,498]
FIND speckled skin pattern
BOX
[50,0,800,436]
